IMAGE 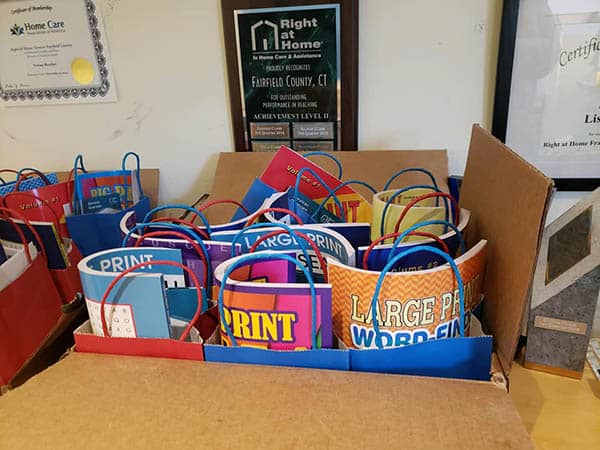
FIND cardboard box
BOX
[0,126,551,448]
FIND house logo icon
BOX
[250,20,279,51]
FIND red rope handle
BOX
[132,230,209,289]
[198,199,250,215]
[0,206,47,261]
[244,207,304,228]
[393,192,459,234]
[149,217,210,240]
[1,191,62,229]
[362,231,450,270]
[14,169,51,190]
[248,229,329,282]
[100,260,203,341]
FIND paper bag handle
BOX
[0,169,18,185]
[198,199,250,216]
[100,260,203,341]
[149,217,210,240]
[362,231,450,270]
[394,192,458,234]
[0,206,47,262]
[370,245,465,348]
[218,252,318,348]
[303,151,343,179]
[121,151,144,198]
[122,222,212,290]
[143,204,212,236]
[388,220,466,264]
[383,168,439,192]
[379,184,446,237]
[244,207,304,227]
[14,168,51,190]
[249,229,328,283]
[311,180,376,222]
[293,167,346,221]
[132,230,209,289]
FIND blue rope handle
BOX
[218,252,318,348]
[229,222,314,279]
[121,151,145,200]
[379,185,448,237]
[387,220,466,265]
[383,168,439,192]
[370,245,465,349]
[311,180,377,222]
[143,204,212,237]
[293,167,346,221]
[303,151,343,179]
[121,221,213,290]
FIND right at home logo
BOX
[250,17,322,52]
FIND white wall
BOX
[0,0,503,203]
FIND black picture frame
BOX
[492,0,600,191]
[221,0,359,152]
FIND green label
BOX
[234,5,340,151]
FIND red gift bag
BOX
[0,204,83,304]
[1,169,73,238]
[74,260,204,361]
[0,214,64,386]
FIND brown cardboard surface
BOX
[208,150,449,223]
[0,352,532,449]
[460,125,553,376]
[56,168,160,208]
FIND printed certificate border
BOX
[0,0,111,102]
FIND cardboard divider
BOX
[460,125,553,376]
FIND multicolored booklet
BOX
[210,224,355,282]
[328,239,487,349]
[214,252,333,350]
[262,191,372,249]
[357,209,471,272]
[259,146,373,223]
[78,247,188,339]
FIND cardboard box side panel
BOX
[0,353,532,449]
[208,150,449,223]
[57,169,160,208]
[460,125,553,376]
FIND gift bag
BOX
[204,251,349,370]
[344,245,492,381]
[0,213,64,386]
[0,168,59,197]
[0,206,82,304]
[66,153,151,256]
[74,250,204,361]
[1,168,74,237]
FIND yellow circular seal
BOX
[71,58,95,85]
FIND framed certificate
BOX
[493,0,600,190]
[222,0,358,152]
[0,0,116,105]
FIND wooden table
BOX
[510,362,600,449]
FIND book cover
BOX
[78,247,187,339]
[211,224,355,282]
[328,240,487,349]
[214,253,332,350]
[259,146,372,223]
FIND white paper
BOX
[0,0,117,106]
[506,0,600,178]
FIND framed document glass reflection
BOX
[493,0,600,189]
